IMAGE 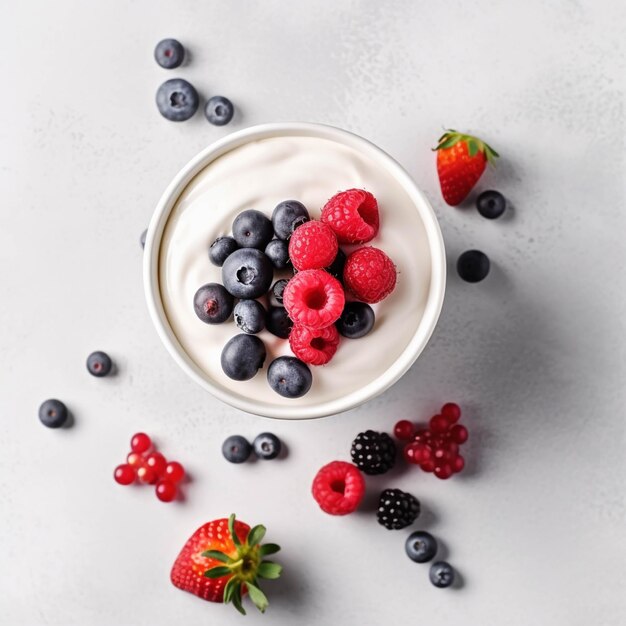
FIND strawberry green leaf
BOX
[467,139,479,157]
[247,524,266,547]
[228,514,241,548]
[435,135,462,151]
[258,561,282,579]
[258,543,281,557]
[203,565,231,579]
[231,585,246,615]
[223,576,238,605]
[246,582,269,613]
[201,550,231,563]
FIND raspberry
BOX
[289,324,340,366]
[344,246,397,304]
[321,189,380,244]
[283,269,345,329]
[312,461,365,515]
[288,221,338,271]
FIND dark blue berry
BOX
[39,399,68,429]
[476,190,506,219]
[336,302,375,339]
[222,435,252,464]
[267,356,312,398]
[234,299,266,334]
[405,531,438,563]
[271,200,310,240]
[209,236,238,266]
[140,229,147,249]
[221,334,266,381]
[156,78,199,121]
[154,38,185,69]
[86,351,113,377]
[264,239,290,269]
[232,210,274,250]
[253,433,282,460]
[269,279,289,306]
[429,561,455,588]
[222,248,274,299]
[204,96,234,126]
[326,249,346,281]
[266,306,293,339]
[193,283,234,324]
[457,250,490,283]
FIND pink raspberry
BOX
[321,189,380,244]
[283,269,345,329]
[343,246,397,303]
[311,461,365,515]
[288,221,338,271]
[289,324,340,366]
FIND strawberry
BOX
[170,514,282,615]
[434,130,499,206]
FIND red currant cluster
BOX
[113,432,186,502]
[394,403,469,480]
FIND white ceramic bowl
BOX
[144,123,446,419]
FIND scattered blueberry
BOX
[326,249,346,281]
[253,433,282,460]
[38,399,68,429]
[222,435,252,464]
[269,279,289,306]
[222,248,274,299]
[221,334,266,381]
[156,78,199,121]
[457,250,490,283]
[193,283,234,324]
[209,236,238,266]
[336,302,375,339]
[204,95,234,126]
[405,531,438,563]
[154,38,185,69]
[476,190,506,219]
[267,356,312,398]
[429,561,455,588]
[86,351,113,377]
[264,239,290,269]
[140,229,147,249]
[266,306,293,339]
[232,210,274,250]
[271,200,310,240]
[234,299,266,334]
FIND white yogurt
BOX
[158,135,432,409]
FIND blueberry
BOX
[326,249,346,281]
[38,399,68,429]
[222,248,274,299]
[86,351,113,377]
[154,38,185,69]
[222,435,252,464]
[266,306,293,339]
[140,229,147,249]
[253,432,282,460]
[209,236,238,266]
[405,531,438,563]
[264,239,290,269]
[271,200,310,240]
[429,561,455,588]
[193,283,234,324]
[221,334,266,381]
[457,250,490,283]
[234,299,266,334]
[267,356,312,398]
[269,279,289,306]
[156,78,199,121]
[204,96,234,126]
[232,210,274,250]
[476,190,506,219]
[336,302,375,339]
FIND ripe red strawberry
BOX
[171,514,282,615]
[435,130,499,206]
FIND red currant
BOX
[420,459,435,472]
[127,452,146,468]
[130,432,152,454]
[137,466,157,484]
[393,420,415,441]
[449,424,469,444]
[403,442,423,464]
[441,402,461,423]
[453,455,465,473]
[430,414,450,434]
[113,464,135,485]
[146,452,167,476]
[413,429,430,442]
[155,480,177,502]
[434,463,453,479]
[443,440,459,456]
[164,461,185,483]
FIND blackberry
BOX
[350,430,396,475]
[376,488,420,530]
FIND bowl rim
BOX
[144,122,446,419]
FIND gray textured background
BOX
[1,1,624,624]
